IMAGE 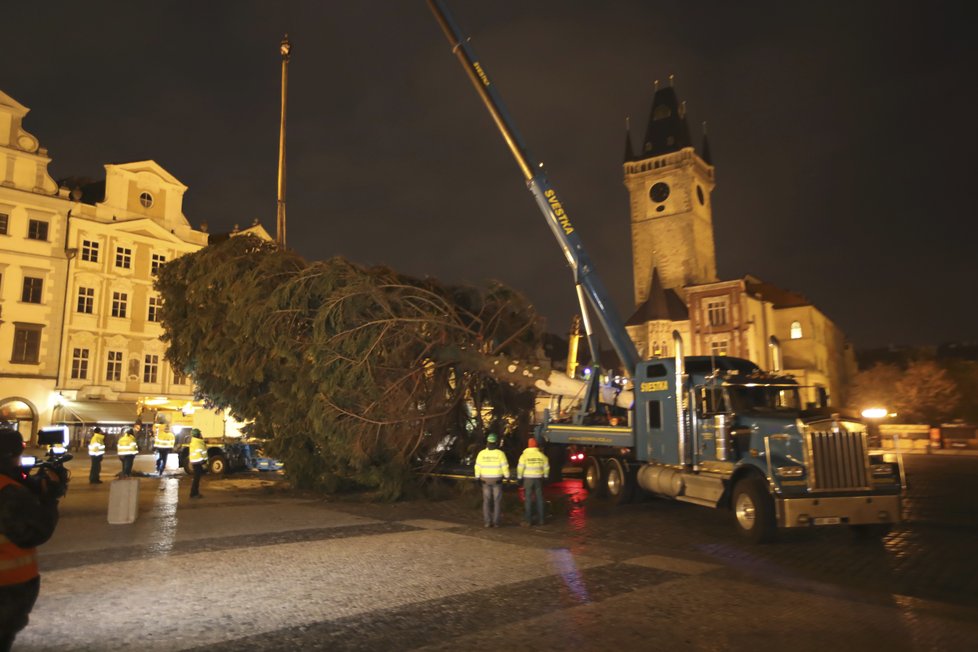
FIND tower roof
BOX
[642,84,693,157]
[626,267,689,325]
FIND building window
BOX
[790,320,803,339]
[151,253,167,275]
[173,371,187,386]
[21,276,43,303]
[111,291,128,318]
[143,354,159,383]
[71,348,90,379]
[148,296,162,322]
[115,247,132,269]
[706,299,728,327]
[81,240,100,262]
[27,219,49,241]
[0,213,8,235]
[106,351,123,382]
[11,324,42,364]
[77,287,95,314]
[710,339,729,357]
[139,192,154,208]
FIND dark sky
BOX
[4,1,976,350]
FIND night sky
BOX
[5,1,975,350]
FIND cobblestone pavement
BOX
[13,453,978,651]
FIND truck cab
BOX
[544,351,904,542]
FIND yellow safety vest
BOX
[0,475,39,586]
[517,448,550,479]
[154,429,175,449]
[189,437,208,464]
[117,435,138,456]
[474,448,509,480]
[88,433,105,457]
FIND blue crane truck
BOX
[428,0,904,542]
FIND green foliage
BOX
[156,235,542,499]
[850,360,963,425]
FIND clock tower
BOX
[624,82,717,306]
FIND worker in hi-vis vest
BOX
[474,433,509,528]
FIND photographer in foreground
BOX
[0,428,66,651]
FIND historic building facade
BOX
[1,89,268,445]
[622,82,855,406]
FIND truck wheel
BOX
[208,454,227,477]
[850,523,892,540]
[732,477,776,543]
[582,456,604,496]
[182,457,193,475]
[604,457,633,505]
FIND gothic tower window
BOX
[790,320,803,339]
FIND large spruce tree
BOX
[155,234,544,498]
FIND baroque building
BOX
[622,82,855,407]
[0,89,268,445]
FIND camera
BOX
[21,426,72,495]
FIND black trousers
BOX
[89,455,102,483]
[190,462,204,496]
[0,575,40,652]
[119,455,135,477]
[155,448,172,474]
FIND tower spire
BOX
[276,34,291,248]
[624,116,635,162]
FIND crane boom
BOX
[428,0,640,375]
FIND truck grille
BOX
[806,429,871,491]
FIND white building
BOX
[0,89,268,446]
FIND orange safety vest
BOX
[0,474,39,586]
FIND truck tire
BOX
[603,457,633,505]
[582,456,605,496]
[208,454,227,477]
[182,454,193,475]
[732,477,776,543]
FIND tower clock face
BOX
[649,182,670,203]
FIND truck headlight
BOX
[776,465,804,477]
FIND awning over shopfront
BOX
[52,400,138,425]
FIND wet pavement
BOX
[13,453,978,651]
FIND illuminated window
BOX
[71,348,89,379]
[147,296,162,322]
[139,192,154,208]
[106,351,123,382]
[111,291,128,318]
[115,247,132,269]
[27,219,48,241]
[21,277,43,303]
[81,240,99,262]
[710,339,729,357]
[706,299,728,326]
[790,320,803,339]
[77,287,94,314]
[151,253,167,275]
[143,354,159,383]
[11,324,42,364]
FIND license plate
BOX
[814,516,841,525]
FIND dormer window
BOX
[139,192,154,208]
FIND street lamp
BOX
[861,407,888,448]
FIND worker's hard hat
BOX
[192,428,202,437]
[527,438,538,448]
[0,428,24,459]
[486,434,498,444]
